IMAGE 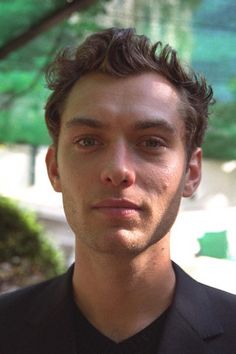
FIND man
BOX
[0,27,236,354]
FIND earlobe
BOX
[183,148,202,198]
[45,146,62,192]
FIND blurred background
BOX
[0,0,236,293]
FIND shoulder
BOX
[0,277,57,320]
[202,282,236,319]
[0,276,53,303]
[173,261,236,299]
[177,261,236,298]
[0,268,74,354]
[0,266,73,323]
[188,270,236,312]
[173,261,236,324]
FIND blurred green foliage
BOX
[0,0,236,160]
[0,195,65,291]
[0,0,108,146]
[204,100,236,160]
[0,0,65,46]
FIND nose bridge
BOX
[100,138,135,187]
[111,138,129,165]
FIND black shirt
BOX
[73,302,168,354]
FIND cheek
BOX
[59,144,100,175]
[140,164,176,192]
[58,150,94,184]
[59,164,97,217]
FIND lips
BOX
[93,198,140,209]
[91,198,141,218]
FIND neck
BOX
[72,236,175,342]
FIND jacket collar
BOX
[25,263,224,354]
[25,265,77,354]
[158,263,223,354]
[27,265,74,325]
[173,262,223,338]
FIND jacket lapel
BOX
[158,263,224,354]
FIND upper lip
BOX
[92,198,141,209]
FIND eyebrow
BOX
[65,116,176,134]
[133,119,176,135]
[65,116,108,129]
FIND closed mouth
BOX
[92,198,141,210]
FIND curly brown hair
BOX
[45,27,213,155]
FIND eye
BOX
[74,136,101,148]
[139,137,166,149]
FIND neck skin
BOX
[72,234,175,343]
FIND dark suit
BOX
[0,263,236,354]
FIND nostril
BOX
[101,169,135,187]
[121,177,128,185]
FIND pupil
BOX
[148,139,157,147]
[84,138,94,146]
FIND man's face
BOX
[46,72,201,257]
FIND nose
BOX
[100,142,136,187]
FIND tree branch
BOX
[0,24,66,110]
[0,0,97,60]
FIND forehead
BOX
[61,72,184,131]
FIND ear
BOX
[45,145,62,192]
[183,147,202,198]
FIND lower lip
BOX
[93,207,140,218]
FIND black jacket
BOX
[0,263,236,354]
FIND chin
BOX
[88,229,159,258]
